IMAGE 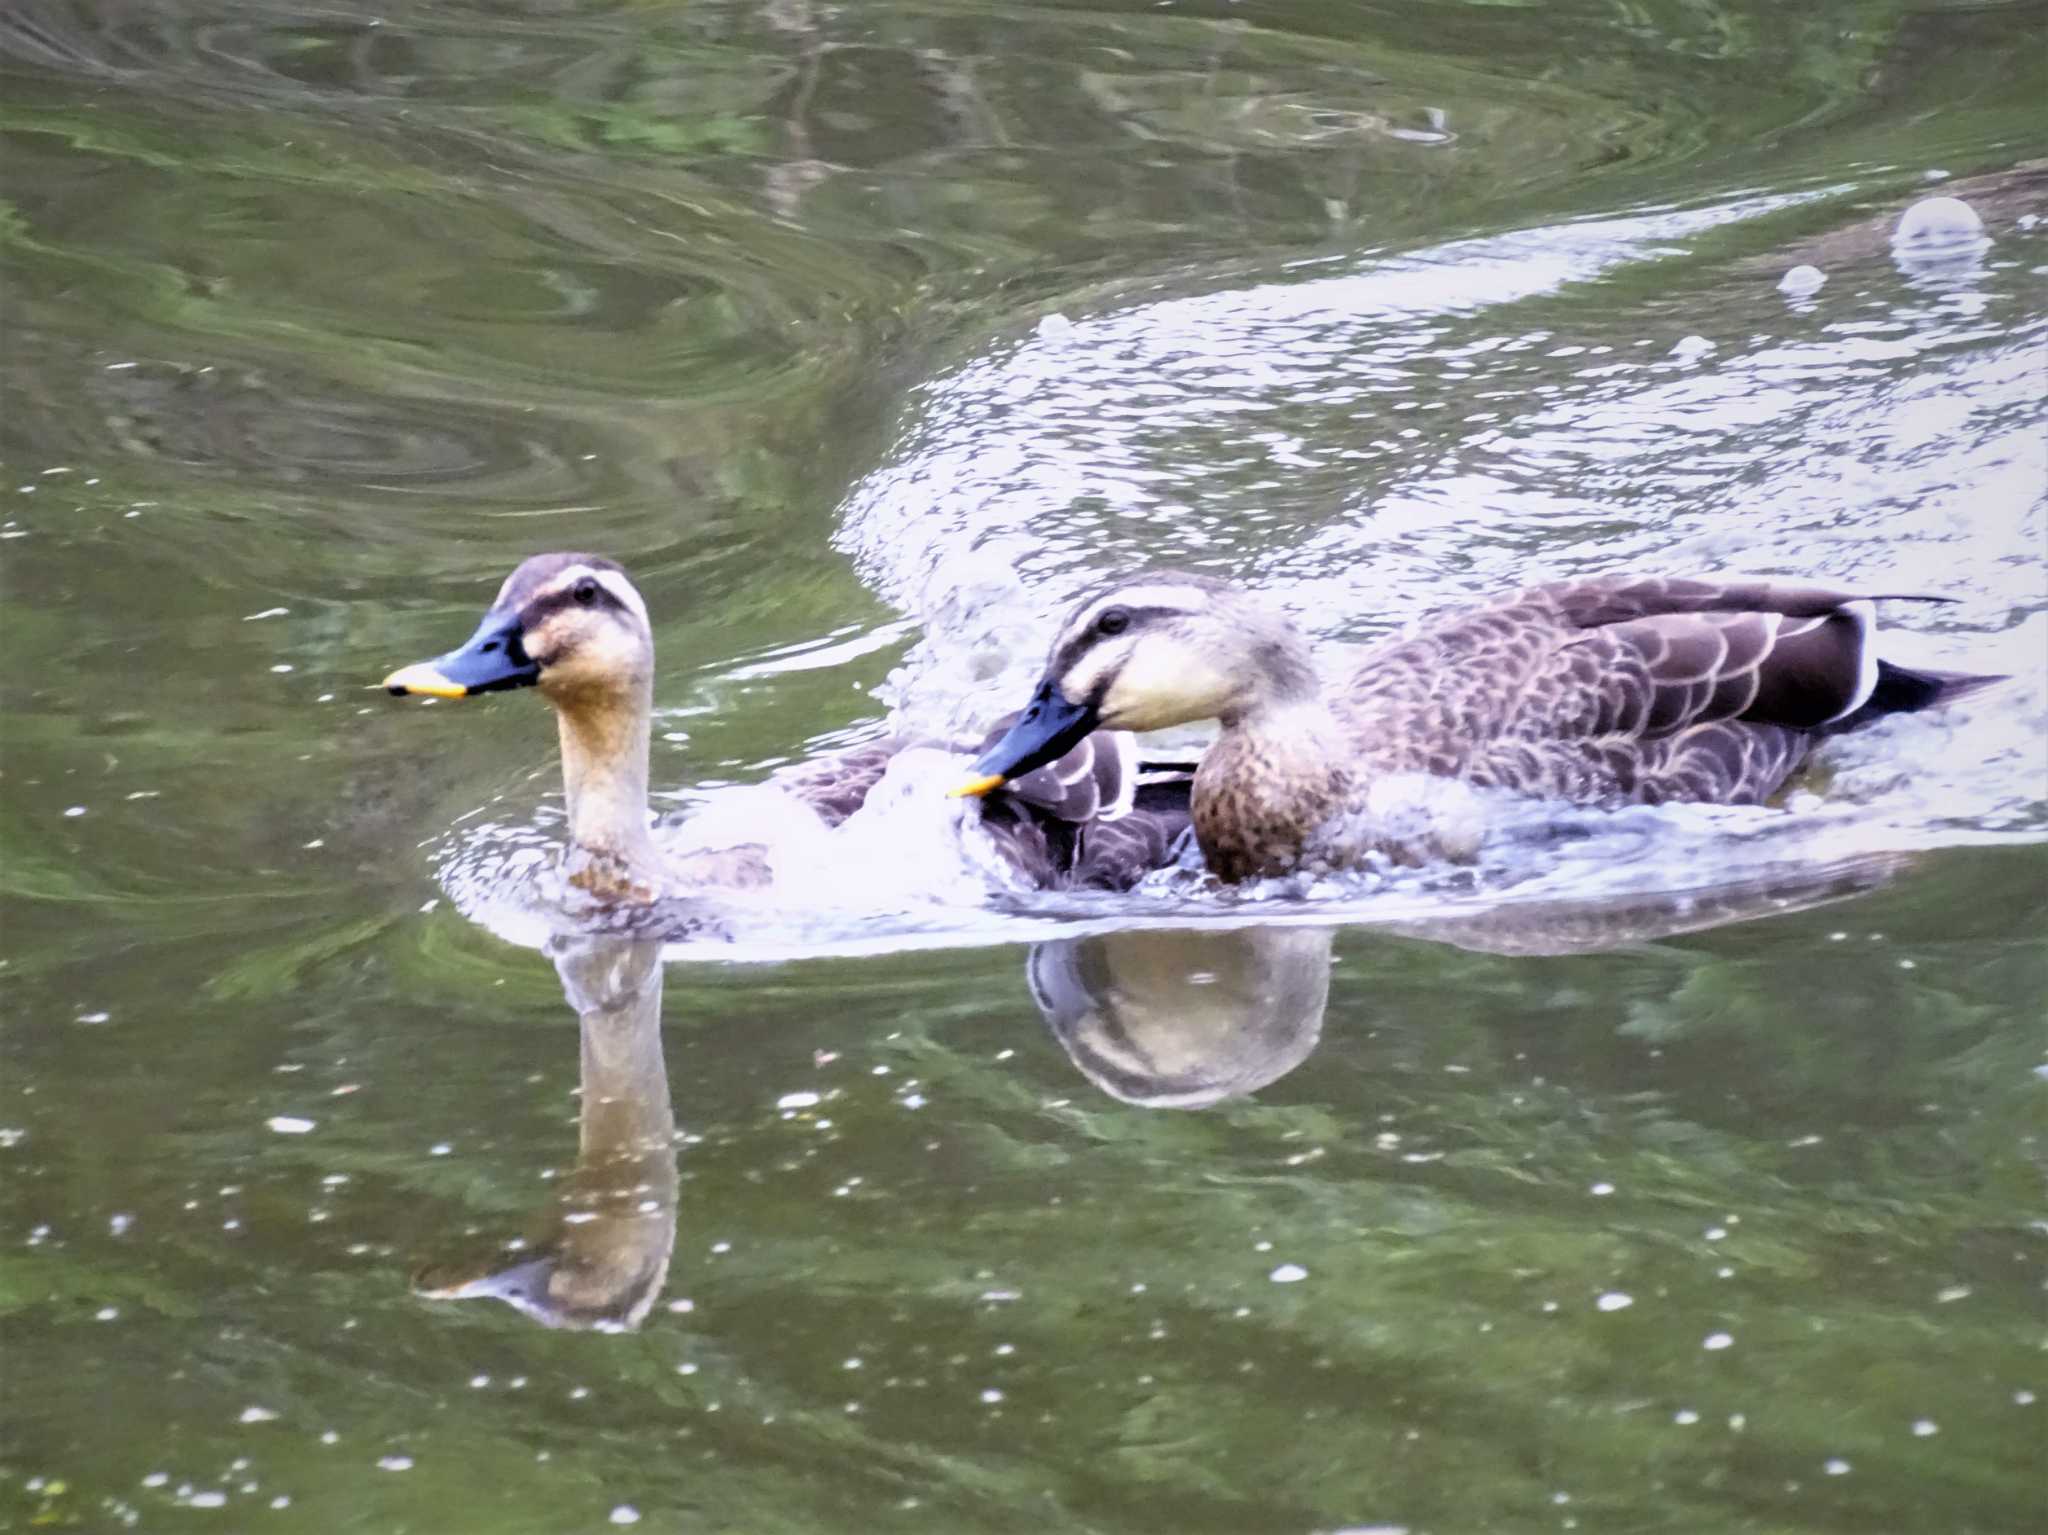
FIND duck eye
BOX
[573,578,600,607]
[1096,606,1131,637]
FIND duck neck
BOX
[555,682,666,901]
[1195,687,1353,884]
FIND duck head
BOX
[384,553,667,900]
[383,552,653,706]
[958,572,1316,795]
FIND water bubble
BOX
[1778,264,1826,296]
[1893,195,1986,251]
[1892,196,1991,280]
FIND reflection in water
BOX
[408,856,1905,1331]
[1389,851,1912,957]
[1030,926,1333,1109]
[415,936,677,1331]
[1030,853,1906,1106]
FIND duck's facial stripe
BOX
[1049,602,1192,684]
[1070,584,1215,632]
[513,566,647,635]
[592,568,649,627]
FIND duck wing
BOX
[990,721,1137,824]
[770,723,1191,890]
[768,737,900,827]
[768,726,1136,828]
[1065,780,1194,891]
[1535,573,1994,734]
[1342,574,1995,806]
[974,718,1192,890]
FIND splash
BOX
[434,180,2046,960]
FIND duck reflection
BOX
[415,934,677,1331]
[1027,855,1905,1107]
[1029,925,1334,1109]
[406,858,1908,1316]
[1387,854,1906,957]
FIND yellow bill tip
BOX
[382,663,469,700]
[949,773,1007,799]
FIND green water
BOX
[3,2,2045,1531]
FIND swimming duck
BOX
[958,571,1999,881]
[382,553,1189,902]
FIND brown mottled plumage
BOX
[967,571,2002,882]
[383,553,1189,901]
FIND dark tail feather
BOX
[1830,659,2007,732]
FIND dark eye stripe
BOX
[1050,604,1176,679]
[519,579,622,630]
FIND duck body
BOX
[384,553,1189,905]
[965,571,2002,881]
[752,730,1190,893]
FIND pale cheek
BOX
[538,655,599,695]
[1060,652,1116,709]
[1103,655,1235,729]
[537,626,642,694]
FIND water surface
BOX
[3,2,2044,1531]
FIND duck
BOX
[381,552,1190,903]
[956,571,2001,881]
